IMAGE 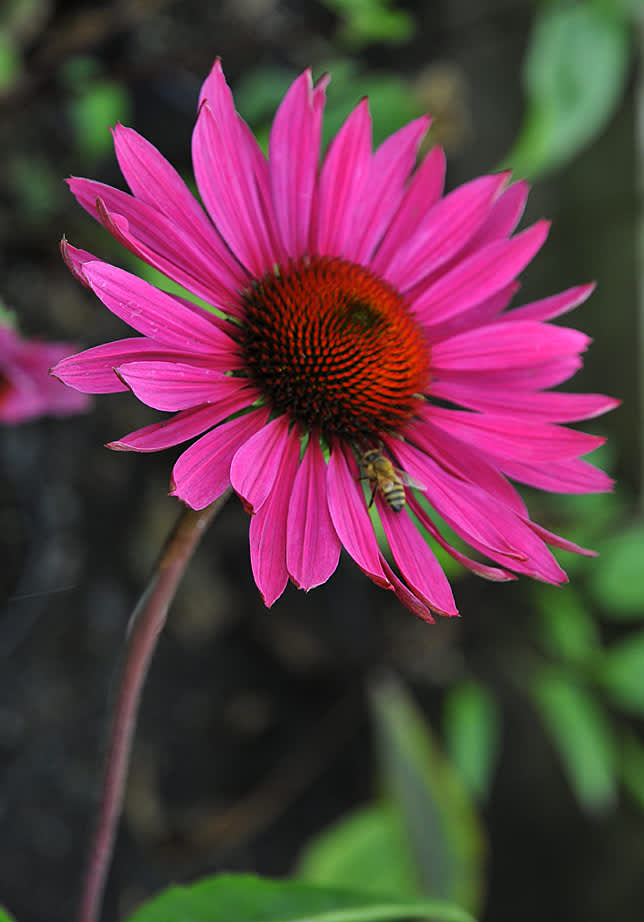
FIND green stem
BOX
[77,490,231,922]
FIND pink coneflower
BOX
[0,321,89,423]
[53,60,617,620]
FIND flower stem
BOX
[77,490,231,922]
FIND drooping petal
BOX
[398,419,528,515]
[406,495,516,582]
[170,408,268,510]
[412,221,550,325]
[269,69,329,257]
[426,408,605,463]
[230,414,293,514]
[326,442,388,586]
[67,178,245,308]
[80,262,234,357]
[312,99,372,257]
[378,555,435,622]
[116,361,245,411]
[108,400,249,452]
[378,501,458,617]
[249,426,303,606]
[50,337,196,394]
[286,434,342,590]
[497,457,615,494]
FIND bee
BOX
[359,445,420,513]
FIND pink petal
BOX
[348,116,430,264]
[192,88,279,275]
[393,440,566,582]
[170,407,268,510]
[326,442,388,586]
[503,283,595,323]
[269,69,329,258]
[528,521,597,557]
[68,178,245,309]
[382,173,510,293]
[116,361,238,411]
[413,221,550,325]
[112,123,233,262]
[60,238,98,288]
[378,502,458,616]
[399,419,527,515]
[431,320,590,373]
[372,145,446,270]
[427,409,605,463]
[406,495,516,581]
[498,457,615,494]
[460,179,529,252]
[230,414,293,514]
[430,379,620,422]
[312,99,372,257]
[81,261,234,357]
[444,355,583,390]
[286,434,342,590]
[378,556,435,622]
[426,282,519,343]
[50,337,194,394]
[249,426,303,606]
[108,402,244,452]
[390,439,524,559]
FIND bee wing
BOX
[397,469,426,491]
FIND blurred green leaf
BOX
[619,731,644,811]
[503,3,630,178]
[369,675,485,915]
[298,802,421,898]
[595,629,644,713]
[70,79,131,158]
[532,668,617,811]
[0,908,16,922]
[443,681,501,801]
[533,584,600,664]
[125,873,477,922]
[0,29,22,92]
[322,0,414,46]
[587,523,644,618]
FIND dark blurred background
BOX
[0,1,641,921]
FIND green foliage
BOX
[369,675,485,915]
[533,584,600,665]
[321,0,414,46]
[0,908,16,922]
[125,873,477,922]
[61,56,131,158]
[298,802,422,898]
[503,2,630,178]
[443,681,501,801]
[531,667,617,811]
[587,523,644,618]
[619,732,644,811]
[0,29,22,92]
[594,629,644,713]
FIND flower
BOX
[52,59,617,620]
[0,320,90,423]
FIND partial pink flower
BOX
[0,322,90,423]
[52,59,618,620]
